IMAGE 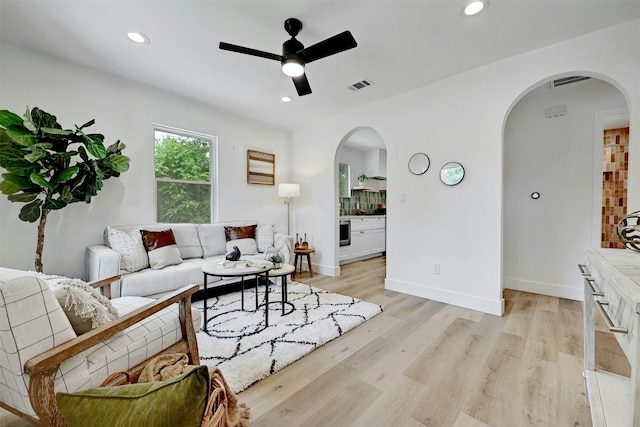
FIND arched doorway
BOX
[335,127,388,274]
[502,75,630,300]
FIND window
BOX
[154,127,216,223]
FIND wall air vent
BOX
[348,78,374,91]
[549,76,591,88]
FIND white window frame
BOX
[152,124,218,223]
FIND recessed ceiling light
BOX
[281,96,293,103]
[127,32,150,44]
[464,1,488,16]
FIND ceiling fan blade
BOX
[297,31,357,64]
[292,74,312,96]
[219,42,283,61]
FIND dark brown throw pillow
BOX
[224,225,256,242]
[140,229,177,251]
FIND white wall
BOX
[0,43,291,279]
[289,20,640,315]
[504,79,627,300]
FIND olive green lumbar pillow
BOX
[56,366,209,427]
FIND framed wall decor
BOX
[247,149,275,185]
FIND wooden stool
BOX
[292,248,315,280]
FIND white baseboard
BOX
[385,278,505,316]
[503,278,583,301]
[310,263,340,278]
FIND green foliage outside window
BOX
[154,132,211,223]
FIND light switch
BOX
[400,193,406,203]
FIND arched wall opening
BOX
[334,127,388,275]
[502,73,630,300]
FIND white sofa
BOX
[87,221,292,298]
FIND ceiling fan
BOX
[219,18,357,96]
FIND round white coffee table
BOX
[202,260,273,336]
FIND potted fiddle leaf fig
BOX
[0,106,130,272]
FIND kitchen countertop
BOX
[340,214,386,218]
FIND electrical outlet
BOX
[432,263,440,275]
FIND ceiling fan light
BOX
[282,59,305,77]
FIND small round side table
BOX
[292,248,315,280]
[265,264,295,315]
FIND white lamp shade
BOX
[278,183,300,198]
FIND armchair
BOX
[0,268,201,426]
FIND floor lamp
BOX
[278,183,300,235]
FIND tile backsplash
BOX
[340,191,386,215]
[602,127,629,249]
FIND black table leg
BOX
[202,272,208,331]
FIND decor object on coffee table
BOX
[264,247,284,268]
[0,107,130,272]
[617,210,640,252]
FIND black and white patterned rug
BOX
[193,282,383,393]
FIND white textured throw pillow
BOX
[148,244,183,270]
[255,224,275,252]
[41,274,119,335]
[226,238,258,256]
[106,227,149,273]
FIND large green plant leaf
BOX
[0,110,24,128]
[103,155,130,173]
[0,180,21,195]
[41,127,72,136]
[25,147,47,163]
[5,125,36,147]
[29,172,55,190]
[18,199,42,222]
[8,192,38,202]
[2,173,37,190]
[84,135,107,158]
[56,166,79,182]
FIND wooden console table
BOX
[581,248,640,426]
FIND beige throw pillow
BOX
[41,275,119,335]
[106,227,149,273]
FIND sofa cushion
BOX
[139,223,203,260]
[226,238,258,256]
[57,366,209,427]
[118,259,206,298]
[41,274,119,335]
[83,296,202,386]
[224,225,256,241]
[105,226,149,273]
[197,224,227,258]
[140,229,183,270]
[256,224,275,252]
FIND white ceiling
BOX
[1,1,639,131]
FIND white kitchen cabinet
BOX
[339,216,386,264]
[581,248,640,427]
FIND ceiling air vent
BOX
[549,76,591,88]
[348,78,374,91]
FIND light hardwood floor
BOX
[1,256,627,426]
